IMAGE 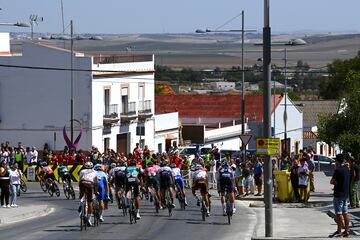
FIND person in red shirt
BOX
[172,152,183,170]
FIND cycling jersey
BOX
[145,166,159,190]
[42,166,54,175]
[158,166,173,190]
[125,166,142,197]
[171,167,184,189]
[218,165,235,193]
[193,168,207,181]
[96,171,109,201]
[79,169,97,183]
[111,166,126,188]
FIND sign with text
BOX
[256,138,281,155]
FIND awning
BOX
[166,134,177,140]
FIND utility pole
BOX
[241,10,246,162]
[263,0,273,237]
[70,20,74,144]
[284,48,288,153]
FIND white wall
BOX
[154,112,179,153]
[272,95,303,153]
[0,42,92,150]
[91,60,155,153]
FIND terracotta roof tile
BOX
[155,94,283,122]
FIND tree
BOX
[319,51,360,99]
[318,72,360,158]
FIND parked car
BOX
[178,146,212,162]
[314,154,335,172]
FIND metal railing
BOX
[138,100,152,113]
[121,102,136,115]
[103,104,118,118]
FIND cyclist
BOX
[94,164,109,222]
[170,162,187,206]
[217,160,236,216]
[144,161,161,209]
[191,163,210,216]
[125,159,143,220]
[109,162,127,209]
[78,161,97,226]
[58,165,71,184]
[158,160,175,208]
[39,161,55,183]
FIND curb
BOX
[0,205,55,226]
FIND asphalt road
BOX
[0,182,257,240]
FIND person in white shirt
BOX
[9,163,22,207]
[32,147,38,164]
[24,147,33,165]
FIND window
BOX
[158,143,163,154]
[104,138,110,152]
[138,85,144,100]
[104,88,110,115]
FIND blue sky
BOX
[0,0,359,34]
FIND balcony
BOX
[138,100,153,120]
[103,104,120,125]
[120,102,137,123]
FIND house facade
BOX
[0,40,157,153]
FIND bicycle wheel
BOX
[70,186,76,200]
[54,183,60,197]
[129,199,134,224]
[64,184,70,199]
[48,184,54,197]
[201,200,206,221]
[166,192,172,217]
[154,193,159,213]
[40,180,47,192]
[20,180,28,192]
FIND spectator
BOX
[0,160,11,208]
[298,157,309,203]
[192,153,204,167]
[9,162,22,207]
[280,151,289,170]
[253,158,263,196]
[330,154,350,238]
[234,161,243,197]
[15,148,24,173]
[24,147,34,165]
[306,148,315,192]
[289,158,300,202]
[241,162,251,196]
[349,157,359,208]
[32,146,38,164]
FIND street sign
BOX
[256,137,281,155]
[239,134,252,146]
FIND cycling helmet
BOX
[40,161,48,167]
[110,163,117,169]
[160,161,167,167]
[147,161,154,167]
[94,164,103,171]
[221,160,230,167]
[170,162,176,168]
[129,159,137,166]
[84,161,93,169]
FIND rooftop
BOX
[155,94,283,123]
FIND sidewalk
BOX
[0,204,54,226]
[247,171,338,239]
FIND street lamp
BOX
[196,10,256,161]
[263,0,273,237]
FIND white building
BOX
[0,39,157,153]
[154,112,179,153]
[209,81,235,91]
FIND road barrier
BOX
[22,164,83,182]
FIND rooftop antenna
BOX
[29,14,44,40]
